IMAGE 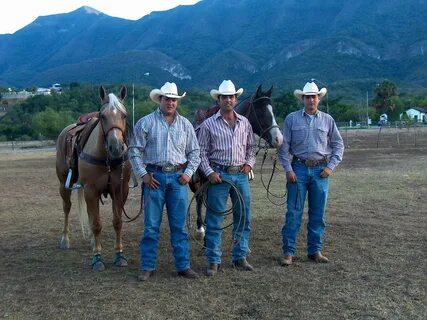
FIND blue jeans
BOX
[140,170,191,272]
[205,171,251,264]
[282,162,329,256]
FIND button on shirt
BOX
[198,111,256,177]
[278,109,344,172]
[128,108,201,178]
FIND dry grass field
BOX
[0,127,426,319]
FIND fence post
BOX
[396,123,400,146]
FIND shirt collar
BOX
[302,109,320,117]
[156,107,179,120]
[213,110,243,121]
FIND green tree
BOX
[373,80,399,113]
[273,92,299,122]
[32,108,74,139]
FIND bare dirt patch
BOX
[0,128,426,319]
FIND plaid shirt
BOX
[128,108,200,178]
[198,111,256,177]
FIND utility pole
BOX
[132,83,135,129]
[366,91,369,127]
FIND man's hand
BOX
[320,167,332,178]
[240,164,252,175]
[179,173,190,185]
[208,172,222,184]
[286,171,297,183]
[142,173,160,189]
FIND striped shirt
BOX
[278,109,344,172]
[198,111,256,177]
[128,108,201,178]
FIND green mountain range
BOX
[0,0,426,96]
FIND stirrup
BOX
[64,169,82,190]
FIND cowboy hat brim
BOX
[210,88,243,100]
[149,89,186,103]
[294,88,327,101]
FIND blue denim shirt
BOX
[278,109,344,172]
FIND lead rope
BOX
[259,148,287,206]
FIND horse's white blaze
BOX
[267,104,283,147]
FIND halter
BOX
[244,95,280,146]
[245,95,286,205]
[99,102,128,146]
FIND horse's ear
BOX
[256,85,263,96]
[99,85,107,102]
[266,85,273,97]
[119,85,127,100]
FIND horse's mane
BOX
[106,93,127,115]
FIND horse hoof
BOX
[113,252,128,267]
[91,254,105,271]
[59,236,70,249]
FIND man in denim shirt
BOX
[278,81,344,266]
[129,82,201,281]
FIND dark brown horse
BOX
[191,85,284,239]
[56,86,131,271]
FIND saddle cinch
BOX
[64,112,100,189]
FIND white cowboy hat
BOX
[149,82,186,103]
[294,82,327,101]
[210,80,244,100]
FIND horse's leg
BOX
[195,194,205,241]
[112,186,128,267]
[59,184,72,249]
[84,188,105,271]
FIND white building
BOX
[401,108,426,123]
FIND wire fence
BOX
[338,123,427,149]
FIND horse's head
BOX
[238,85,283,148]
[99,85,128,160]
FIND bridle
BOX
[244,95,286,206]
[243,95,280,148]
[99,103,128,147]
[98,102,139,222]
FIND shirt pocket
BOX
[173,132,186,153]
[316,126,329,145]
[291,125,307,143]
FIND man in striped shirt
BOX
[129,82,201,281]
[198,80,256,276]
[278,81,344,266]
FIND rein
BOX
[258,147,287,206]
[242,95,286,206]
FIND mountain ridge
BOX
[0,0,426,94]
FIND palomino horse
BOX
[56,86,131,271]
[191,85,283,239]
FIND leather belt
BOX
[211,163,243,174]
[146,163,186,173]
[292,156,327,167]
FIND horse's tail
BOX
[76,188,92,240]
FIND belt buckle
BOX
[227,166,240,174]
[304,159,317,167]
[162,163,175,173]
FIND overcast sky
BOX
[0,0,201,34]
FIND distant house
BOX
[51,83,62,92]
[1,90,34,109]
[401,107,426,123]
[36,87,51,95]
